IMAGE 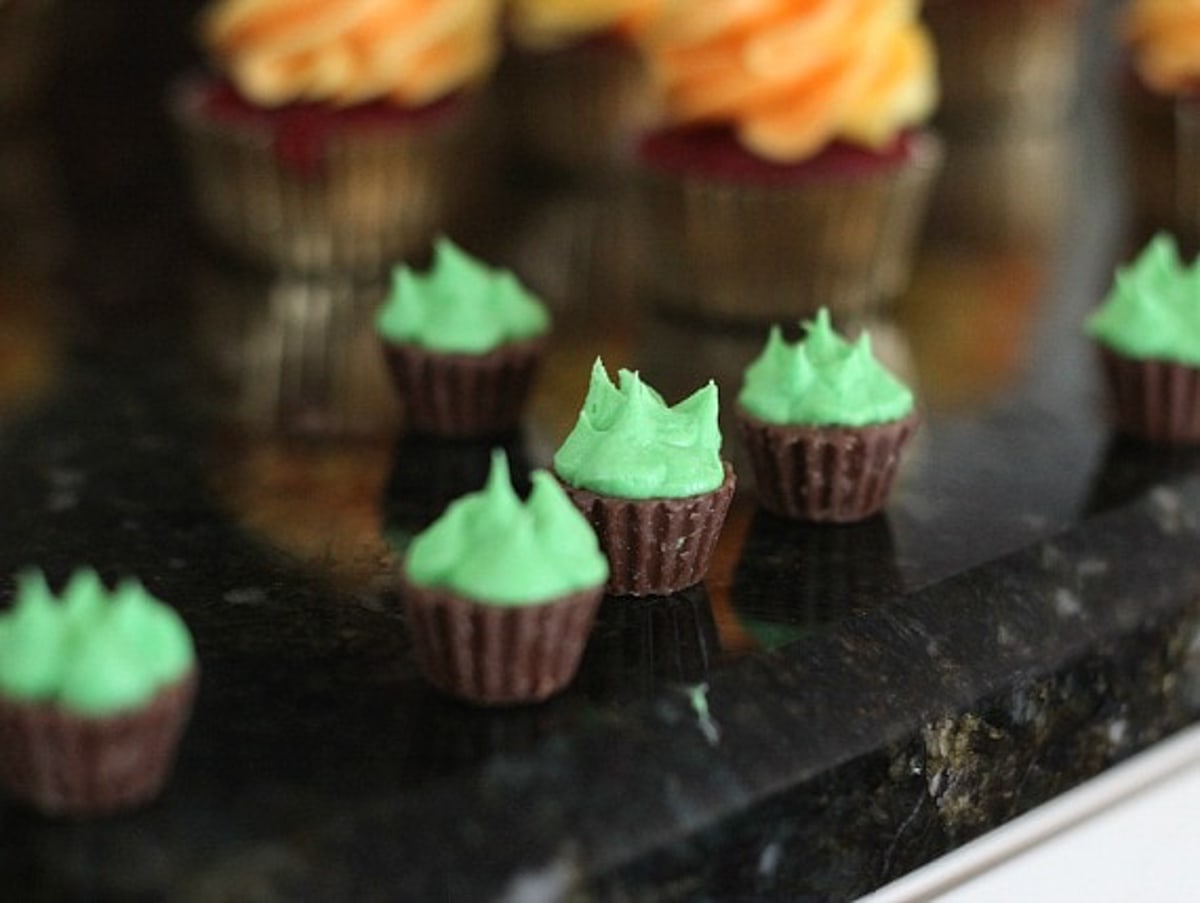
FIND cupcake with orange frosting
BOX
[501,0,662,174]
[173,0,503,274]
[1121,0,1200,249]
[636,0,942,325]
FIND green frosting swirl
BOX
[406,451,608,605]
[553,359,725,499]
[376,237,550,354]
[0,568,196,716]
[738,309,915,427]
[1086,233,1200,365]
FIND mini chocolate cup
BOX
[381,336,545,439]
[0,671,198,818]
[1098,347,1200,445]
[401,577,603,705]
[736,409,918,523]
[557,463,736,597]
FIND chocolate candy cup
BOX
[0,671,198,818]
[737,409,918,523]
[1099,347,1200,445]
[402,578,603,706]
[558,463,736,597]
[382,337,544,439]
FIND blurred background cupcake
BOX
[500,0,661,175]
[490,0,662,314]
[1121,0,1200,253]
[923,0,1084,249]
[191,258,399,438]
[172,0,503,275]
[634,0,942,327]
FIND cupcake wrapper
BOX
[500,39,656,176]
[639,134,942,326]
[0,672,198,817]
[402,578,603,705]
[558,463,736,597]
[195,265,398,437]
[926,0,1081,130]
[382,337,544,439]
[737,410,918,523]
[171,80,489,275]
[1099,348,1200,445]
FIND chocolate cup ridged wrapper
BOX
[171,79,489,275]
[638,134,942,326]
[1099,347,1200,445]
[557,463,736,597]
[382,336,544,439]
[737,409,918,523]
[401,577,603,705]
[0,671,198,817]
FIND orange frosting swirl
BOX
[507,0,662,50]
[203,0,502,107]
[644,0,938,162]
[1124,0,1200,95]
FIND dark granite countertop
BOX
[2,1,1199,900]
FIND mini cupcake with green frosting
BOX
[737,308,919,522]
[1086,233,1200,444]
[553,359,736,596]
[377,238,551,438]
[0,568,198,816]
[401,450,608,704]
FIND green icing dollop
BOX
[406,451,609,605]
[375,237,550,354]
[738,309,915,427]
[553,359,725,499]
[0,568,196,716]
[1086,233,1200,365]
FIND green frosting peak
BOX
[553,359,725,499]
[738,309,915,427]
[0,568,196,715]
[1086,233,1200,365]
[406,451,608,605]
[375,237,550,354]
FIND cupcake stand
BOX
[1,1,1198,899]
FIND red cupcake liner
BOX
[0,671,198,817]
[381,337,544,438]
[558,463,736,597]
[402,577,603,705]
[737,410,918,523]
[1099,347,1200,445]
